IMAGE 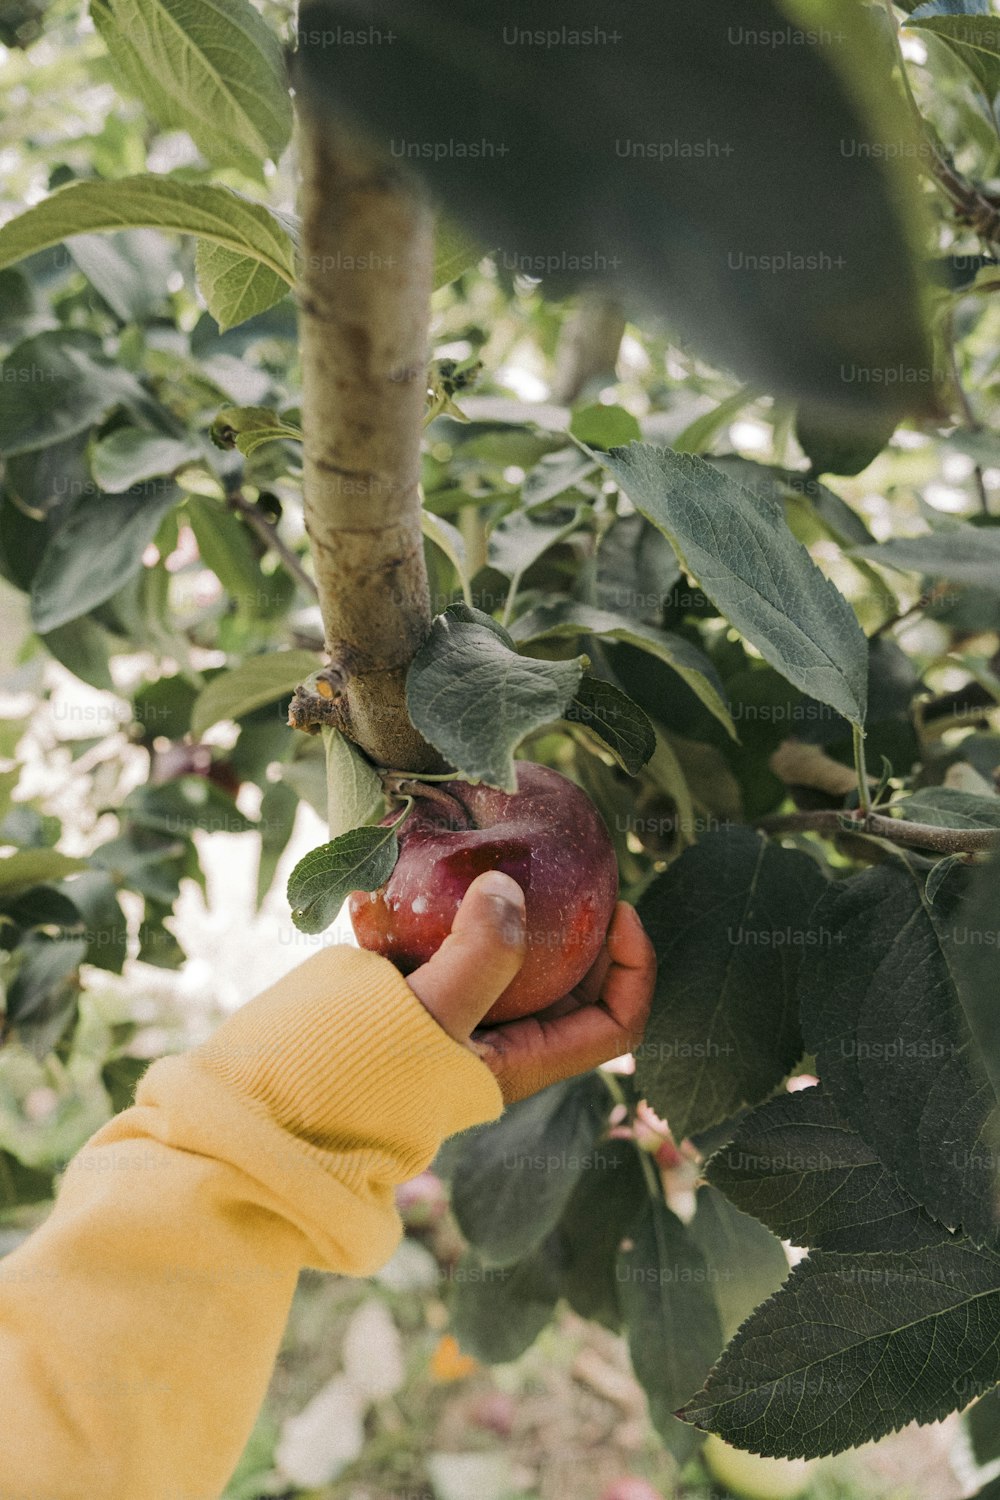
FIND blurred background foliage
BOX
[2,1,1000,1496]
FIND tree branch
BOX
[295,102,444,770]
[228,490,319,600]
[757,808,1000,855]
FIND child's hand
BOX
[406,871,655,1103]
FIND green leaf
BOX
[0,177,296,294]
[968,1386,1000,1467]
[449,1245,560,1364]
[617,1195,724,1455]
[295,0,932,415]
[433,217,483,289]
[566,675,655,775]
[635,829,828,1139]
[569,403,641,450]
[93,0,292,172]
[287,824,400,935]
[687,1184,789,1342]
[60,869,128,975]
[895,786,1000,830]
[799,863,999,1246]
[90,429,202,493]
[323,726,383,840]
[952,855,1000,1116]
[67,229,177,323]
[705,1086,952,1254]
[853,527,1000,592]
[511,599,736,741]
[487,506,584,583]
[420,510,469,601]
[190,651,317,738]
[0,851,86,895]
[600,445,869,725]
[672,385,758,456]
[0,332,146,457]
[550,1138,647,1330]
[210,405,303,456]
[680,1239,1000,1459]
[905,6,1000,102]
[30,482,182,634]
[186,495,262,607]
[794,403,897,478]
[406,608,585,790]
[256,779,299,908]
[124,777,255,835]
[40,617,115,692]
[450,1075,609,1266]
[194,240,290,332]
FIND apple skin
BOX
[348,762,618,1024]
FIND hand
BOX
[406,871,655,1104]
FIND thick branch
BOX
[758,808,1000,856]
[296,105,443,770]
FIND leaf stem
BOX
[853,725,873,817]
[598,1070,665,1203]
[228,490,319,599]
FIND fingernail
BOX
[476,870,525,907]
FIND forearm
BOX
[0,946,502,1500]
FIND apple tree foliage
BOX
[3,0,1000,1481]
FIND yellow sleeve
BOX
[0,945,503,1500]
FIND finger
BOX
[406,870,526,1043]
[597,902,657,1033]
[471,906,656,1103]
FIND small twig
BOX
[758,808,1000,855]
[228,491,319,599]
[943,308,990,515]
[853,726,873,817]
[871,582,953,639]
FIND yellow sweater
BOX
[0,946,504,1499]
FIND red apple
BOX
[348,761,618,1024]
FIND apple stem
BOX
[383,776,473,827]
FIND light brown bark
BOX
[296,107,442,770]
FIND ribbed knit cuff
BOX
[132,947,503,1275]
[191,945,504,1162]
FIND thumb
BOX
[406,870,526,1043]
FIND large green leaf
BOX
[30,482,182,634]
[450,1075,609,1266]
[295,0,931,415]
[853,527,1000,592]
[406,606,585,790]
[799,863,1000,1246]
[550,1137,647,1330]
[681,1239,1000,1459]
[512,598,736,740]
[0,178,296,331]
[190,651,318,737]
[92,0,292,173]
[0,332,146,456]
[706,1086,953,1254]
[635,829,828,1139]
[617,1195,724,1456]
[600,445,869,725]
[895,786,1000,831]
